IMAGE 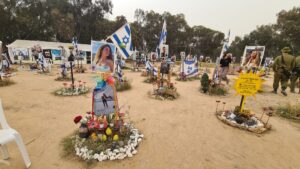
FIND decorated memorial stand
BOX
[0,41,16,87]
[142,60,158,83]
[54,46,89,96]
[215,72,272,134]
[177,54,200,81]
[149,60,179,100]
[63,72,143,162]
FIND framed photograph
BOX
[92,85,116,116]
[91,41,116,73]
[159,44,169,59]
[241,46,265,67]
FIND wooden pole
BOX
[157,66,161,89]
[70,61,75,90]
[239,95,246,112]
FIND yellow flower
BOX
[106,127,112,136]
[101,135,107,141]
[91,133,98,141]
[113,134,119,141]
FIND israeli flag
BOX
[110,23,133,59]
[158,20,167,49]
[180,57,199,77]
[145,61,157,76]
[220,30,230,58]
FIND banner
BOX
[180,57,199,77]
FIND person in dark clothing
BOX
[219,53,232,84]
[102,94,109,108]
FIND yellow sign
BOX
[234,72,262,96]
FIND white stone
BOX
[132,150,137,155]
[138,138,142,143]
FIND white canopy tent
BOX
[6,40,91,64]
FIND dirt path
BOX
[1,68,300,169]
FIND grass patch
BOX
[115,79,132,92]
[274,104,300,121]
[143,76,157,84]
[209,86,228,96]
[176,76,201,82]
[61,133,77,158]
[0,79,15,87]
[55,76,73,81]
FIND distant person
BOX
[95,44,114,72]
[272,47,295,96]
[219,53,232,84]
[102,94,109,108]
[290,55,300,93]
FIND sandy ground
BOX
[1,66,300,169]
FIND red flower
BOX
[73,115,82,124]
[87,119,100,130]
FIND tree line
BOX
[0,0,299,61]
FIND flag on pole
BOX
[157,20,167,57]
[110,23,133,59]
[220,30,230,58]
[158,20,167,49]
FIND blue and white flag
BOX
[157,20,167,57]
[158,20,167,49]
[110,23,133,59]
[145,60,157,76]
[180,57,199,78]
[219,30,230,59]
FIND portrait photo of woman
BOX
[94,44,114,72]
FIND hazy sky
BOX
[109,0,299,40]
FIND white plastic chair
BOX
[0,99,31,168]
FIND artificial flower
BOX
[113,134,119,141]
[106,127,112,136]
[107,76,115,86]
[87,119,100,130]
[74,115,82,124]
[91,133,98,141]
[101,134,107,141]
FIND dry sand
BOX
[1,66,300,169]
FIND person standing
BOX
[290,55,300,93]
[272,47,295,96]
[219,53,232,84]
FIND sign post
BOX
[234,72,263,112]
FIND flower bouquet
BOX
[55,81,89,96]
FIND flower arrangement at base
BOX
[149,82,179,100]
[200,73,228,96]
[55,81,89,96]
[115,77,132,92]
[64,111,143,162]
[143,76,157,84]
[176,72,200,81]
[216,106,272,134]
